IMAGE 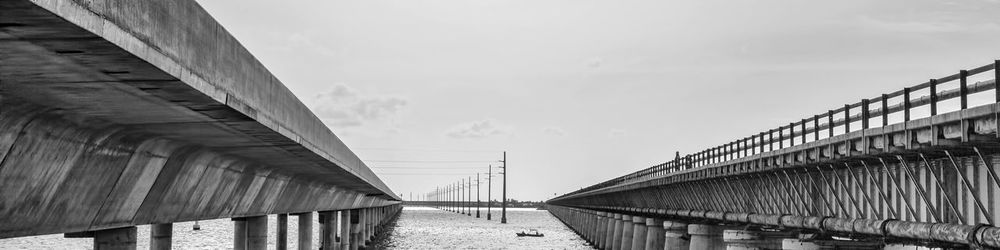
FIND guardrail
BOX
[560,60,1000,198]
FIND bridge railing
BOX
[564,60,1000,197]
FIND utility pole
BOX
[461,179,466,215]
[467,176,472,216]
[476,173,481,218]
[487,164,493,220]
[501,151,507,224]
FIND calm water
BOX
[0,207,591,249]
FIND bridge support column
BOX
[150,223,172,250]
[664,221,689,250]
[643,218,664,250]
[620,215,634,250]
[234,218,247,250]
[340,210,352,250]
[723,229,793,249]
[596,212,608,249]
[350,209,361,250]
[611,213,624,250]
[93,227,138,250]
[688,224,724,250]
[319,211,337,250]
[630,216,647,250]
[246,216,268,250]
[587,210,601,247]
[605,213,617,250]
[277,214,288,250]
[293,212,314,250]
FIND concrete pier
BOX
[605,213,617,250]
[350,209,361,250]
[612,213,624,250]
[340,210,352,250]
[664,221,689,250]
[620,215,634,250]
[234,219,247,250]
[688,224,724,250]
[246,216,268,250]
[150,224,172,250]
[277,214,287,250]
[643,218,664,250]
[723,229,792,249]
[319,211,336,250]
[93,227,138,250]
[630,216,647,250]
[295,213,314,250]
[596,212,608,249]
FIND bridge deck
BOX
[0,0,397,238]
[549,61,1000,247]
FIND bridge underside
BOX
[550,63,1000,248]
[1,0,398,239]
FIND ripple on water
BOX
[0,207,591,249]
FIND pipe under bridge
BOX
[1,0,401,249]
[548,60,1000,249]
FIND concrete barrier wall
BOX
[0,101,394,238]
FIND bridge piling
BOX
[293,212,314,250]
[276,214,287,250]
[722,229,792,249]
[612,213,624,250]
[350,209,361,250]
[620,215,634,250]
[319,211,336,250]
[150,223,172,250]
[663,221,690,250]
[687,224,724,250]
[246,216,268,250]
[630,216,647,250]
[339,210,352,250]
[643,218,664,250]
[233,218,247,250]
[605,213,617,250]
[94,227,138,250]
[596,212,608,249]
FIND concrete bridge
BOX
[1,0,401,249]
[548,60,1000,249]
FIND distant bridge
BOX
[1,0,400,249]
[548,60,1000,249]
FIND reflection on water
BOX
[0,207,590,249]
[372,207,592,249]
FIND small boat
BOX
[193,221,201,231]
[516,229,544,237]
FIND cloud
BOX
[542,127,567,136]
[446,119,511,139]
[608,128,626,138]
[309,84,407,129]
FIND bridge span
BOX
[1,0,401,249]
[548,60,1000,249]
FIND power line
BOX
[353,147,499,153]
[371,166,486,169]
[365,160,496,163]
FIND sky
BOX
[194,0,1000,201]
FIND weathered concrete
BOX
[319,211,336,250]
[340,210,352,250]
[93,227,137,250]
[0,0,400,239]
[294,213,313,250]
[688,224,724,250]
[234,219,247,250]
[643,218,664,250]
[150,223,172,250]
[245,216,267,250]
[277,214,287,250]
[664,221,690,250]
[620,215,634,250]
[612,213,624,250]
[629,216,647,250]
